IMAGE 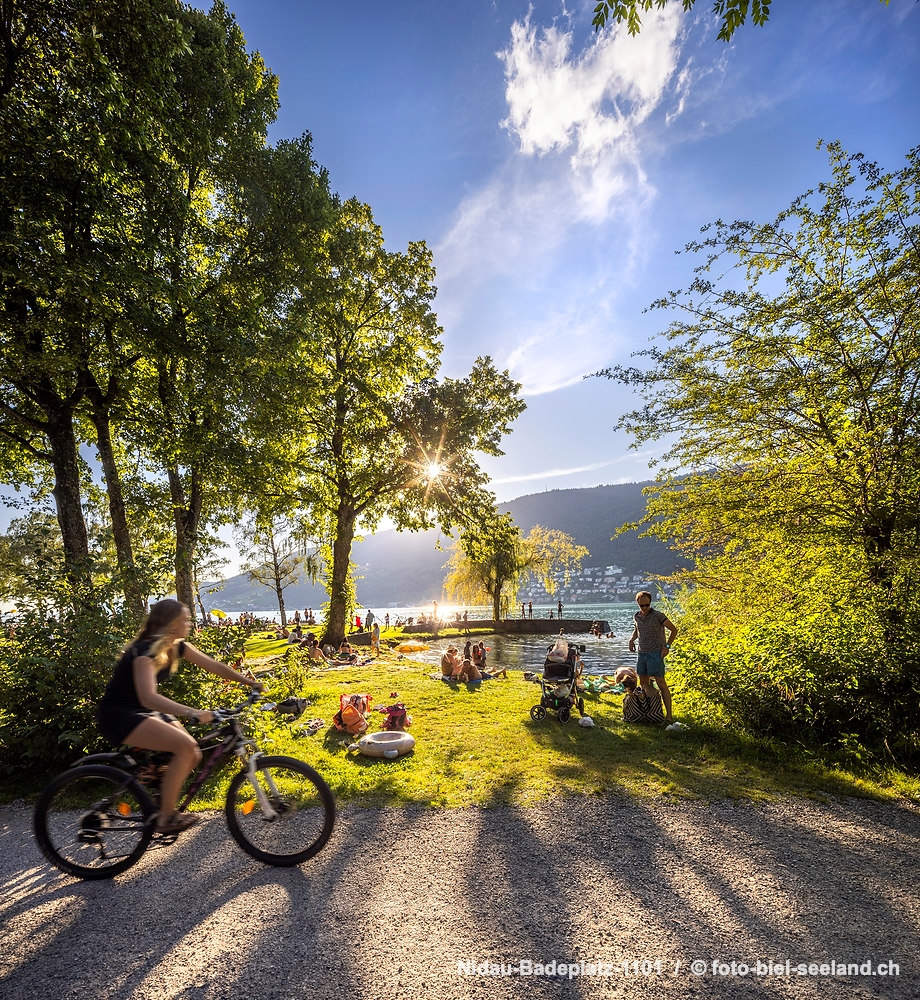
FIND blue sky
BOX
[6,0,918,580]
[216,0,919,503]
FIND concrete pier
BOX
[401,617,611,636]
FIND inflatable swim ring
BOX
[357,731,416,759]
[395,641,429,653]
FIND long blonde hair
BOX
[126,599,188,675]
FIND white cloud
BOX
[491,452,657,485]
[436,6,691,394]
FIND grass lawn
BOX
[184,638,920,809]
[4,636,916,808]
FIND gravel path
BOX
[1,795,918,1000]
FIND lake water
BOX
[396,604,639,676]
[245,602,644,676]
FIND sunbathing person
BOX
[337,640,357,663]
[307,638,328,662]
[440,646,461,678]
[455,656,482,682]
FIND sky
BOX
[4,0,918,580]
[210,0,919,506]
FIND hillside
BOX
[203,481,686,611]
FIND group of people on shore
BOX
[439,639,508,681]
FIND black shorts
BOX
[96,704,178,746]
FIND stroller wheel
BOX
[577,697,585,715]
[557,706,571,724]
[530,705,547,722]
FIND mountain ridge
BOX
[205,481,684,610]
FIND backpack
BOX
[381,702,410,731]
[333,693,372,735]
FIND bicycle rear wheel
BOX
[225,756,335,866]
[33,765,155,879]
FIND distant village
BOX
[521,565,674,604]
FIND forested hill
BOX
[506,482,681,576]
[207,481,685,610]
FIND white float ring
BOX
[357,731,416,758]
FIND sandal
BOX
[154,812,200,834]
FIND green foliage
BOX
[0,603,136,774]
[445,515,588,621]
[667,548,920,764]
[592,1,893,42]
[601,143,920,767]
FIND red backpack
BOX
[381,702,410,731]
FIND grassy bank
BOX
[192,640,920,809]
[4,639,918,808]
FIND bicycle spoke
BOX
[34,767,154,879]
[225,757,334,866]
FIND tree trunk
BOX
[271,534,288,626]
[862,515,901,640]
[43,402,91,580]
[84,377,145,617]
[167,465,201,613]
[322,506,356,647]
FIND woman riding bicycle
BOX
[97,599,262,835]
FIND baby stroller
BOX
[530,642,586,724]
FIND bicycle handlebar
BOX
[208,689,265,722]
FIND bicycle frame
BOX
[174,714,279,820]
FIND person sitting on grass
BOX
[440,646,461,679]
[620,672,665,725]
[307,638,328,662]
[455,656,482,682]
[337,639,356,663]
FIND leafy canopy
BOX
[592,1,889,42]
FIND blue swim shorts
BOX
[637,651,666,678]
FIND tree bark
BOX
[84,373,145,617]
[270,533,288,626]
[42,398,90,579]
[167,465,201,613]
[322,505,356,647]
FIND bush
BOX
[669,571,920,767]
[0,604,136,774]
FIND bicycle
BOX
[33,692,335,880]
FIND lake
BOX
[230,602,648,676]
[376,602,642,676]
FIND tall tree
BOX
[598,142,920,636]
[273,199,525,644]
[0,0,189,581]
[236,516,319,626]
[115,14,331,611]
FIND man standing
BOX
[627,591,678,724]
[557,599,564,619]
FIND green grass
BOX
[5,644,918,809]
[190,647,920,809]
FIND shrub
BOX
[0,604,135,774]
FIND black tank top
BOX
[99,640,185,711]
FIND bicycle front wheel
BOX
[225,756,335,867]
[33,765,155,880]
